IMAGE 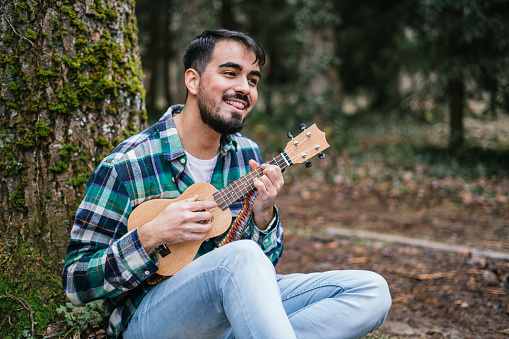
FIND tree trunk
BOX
[145,5,161,118]
[0,0,147,263]
[448,77,464,152]
[162,1,173,106]
[220,0,237,30]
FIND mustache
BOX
[222,93,250,108]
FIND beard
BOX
[197,84,250,135]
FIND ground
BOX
[75,151,508,338]
[274,180,509,338]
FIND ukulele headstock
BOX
[284,124,330,166]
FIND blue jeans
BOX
[123,240,391,339]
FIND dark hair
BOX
[183,29,266,75]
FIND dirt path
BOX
[325,227,509,260]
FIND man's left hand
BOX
[249,159,284,230]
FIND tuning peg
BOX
[299,124,306,130]
[287,132,294,139]
[319,152,326,159]
[305,161,313,168]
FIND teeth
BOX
[225,100,245,109]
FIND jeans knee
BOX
[369,271,392,315]
[220,240,272,270]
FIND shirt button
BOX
[172,177,175,182]
[144,270,150,276]
[180,158,185,164]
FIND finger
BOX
[187,222,212,233]
[263,164,282,179]
[254,176,270,194]
[188,200,217,211]
[190,210,213,223]
[259,174,274,191]
[260,167,282,190]
[249,159,260,171]
[263,167,278,184]
[182,229,209,241]
[172,195,200,209]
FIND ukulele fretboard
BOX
[213,152,291,210]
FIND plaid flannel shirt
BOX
[62,105,284,337]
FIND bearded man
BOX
[63,29,391,339]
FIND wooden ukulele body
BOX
[126,124,329,277]
[127,182,232,276]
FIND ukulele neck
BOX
[213,152,291,210]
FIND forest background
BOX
[0,0,508,337]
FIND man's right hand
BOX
[137,195,218,254]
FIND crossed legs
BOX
[123,240,391,339]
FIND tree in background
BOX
[0,0,145,334]
[333,0,417,110]
[135,0,509,151]
[136,0,220,121]
[398,0,509,151]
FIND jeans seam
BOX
[287,298,327,320]
[224,270,256,339]
[281,282,347,302]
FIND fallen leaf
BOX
[425,298,439,305]
[346,257,368,264]
[415,271,457,280]
[392,296,408,303]
[427,329,444,335]
[454,300,470,308]
[353,247,366,254]
[487,288,507,296]
[325,241,338,248]
[496,194,508,203]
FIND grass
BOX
[0,243,66,338]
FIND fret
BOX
[213,154,285,210]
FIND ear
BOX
[185,69,200,96]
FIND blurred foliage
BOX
[135,0,509,154]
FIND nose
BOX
[234,78,251,96]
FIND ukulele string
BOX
[282,133,317,160]
[208,131,320,210]
[189,129,321,220]
[196,143,320,222]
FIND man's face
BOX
[196,40,261,134]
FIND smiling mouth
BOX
[225,99,245,110]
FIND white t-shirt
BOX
[184,151,218,183]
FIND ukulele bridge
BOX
[155,244,171,257]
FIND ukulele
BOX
[127,124,330,276]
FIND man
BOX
[63,29,391,338]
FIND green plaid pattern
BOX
[62,105,284,337]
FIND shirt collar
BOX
[158,105,238,161]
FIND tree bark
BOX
[0,0,147,261]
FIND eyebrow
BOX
[218,62,262,78]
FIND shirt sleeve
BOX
[62,159,159,306]
[243,205,284,266]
